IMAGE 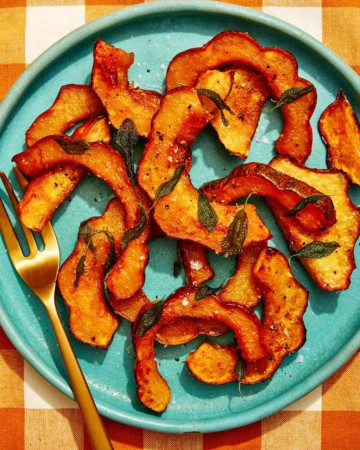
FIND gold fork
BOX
[0,167,113,450]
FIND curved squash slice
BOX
[186,247,308,385]
[166,31,316,164]
[319,89,360,186]
[91,39,162,137]
[25,84,105,146]
[57,198,124,348]
[18,117,111,231]
[178,240,215,287]
[268,156,360,291]
[206,68,270,159]
[132,286,270,412]
[202,162,336,232]
[218,242,265,308]
[137,86,209,200]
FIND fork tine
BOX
[0,195,24,262]
[0,170,38,255]
[13,166,59,252]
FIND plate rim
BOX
[0,0,359,433]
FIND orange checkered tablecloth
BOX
[0,1,359,449]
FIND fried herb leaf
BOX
[291,241,339,259]
[155,165,185,202]
[273,85,314,109]
[198,192,218,232]
[222,208,248,257]
[235,356,247,394]
[78,222,96,253]
[195,279,229,301]
[195,284,219,300]
[102,230,117,272]
[235,357,247,383]
[284,194,328,217]
[138,300,165,338]
[112,118,138,184]
[173,243,183,277]
[196,87,234,126]
[121,206,147,250]
[74,254,87,288]
[55,138,90,155]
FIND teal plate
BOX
[0,1,359,433]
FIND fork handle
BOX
[46,301,113,450]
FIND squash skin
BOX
[201,161,336,232]
[166,30,316,165]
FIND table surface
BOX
[0,1,359,449]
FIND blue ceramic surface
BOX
[0,1,359,433]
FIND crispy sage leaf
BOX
[273,85,314,109]
[112,118,138,184]
[155,165,185,202]
[284,194,328,217]
[222,208,248,257]
[78,222,96,254]
[55,138,90,155]
[121,206,147,250]
[196,88,234,126]
[235,357,247,383]
[198,192,218,232]
[195,278,229,301]
[102,230,117,272]
[138,300,165,338]
[195,284,219,301]
[291,241,339,259]
[173,244,183,277]
[74,254,87,288]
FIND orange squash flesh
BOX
[178,240,215,287]
[186,341,239,385]
[186,247,308,385]
[156,318,229,346]
[91,39,162,138]
[108,289,150,323]
[218,242,265,308]
[268,156,360,291]
[202,162,336,232]
[166,31,316,165]
[319,89,360,186]
[17,117,111,231]
[209,68,270,159]
[25,84,105,147]
[153,172,271,253]
[57,198,124,348]
[187,342,239,385]
[132,286,270,412]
